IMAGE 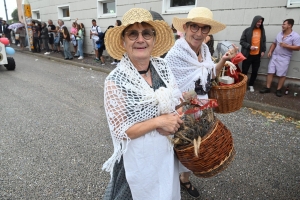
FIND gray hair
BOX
[58,19,64,25]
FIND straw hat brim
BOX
[172,17,226,35]
[105,20,174,60]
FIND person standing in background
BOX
[90,19,101,61]
[0,17,3,35]
[48,19,56,52]
[240,16,266,92]
[32,22,41,52]
[16,26,26,50]
[75,23,84,59]
[70,21,78,56]
[260,19,300,97]
[62,26,73,60]
[41,22,50,55]
[2,20,11,43]
[57,19,65,53]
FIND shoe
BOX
[180,180,200,198]
[69,57,73,60]
[260,87,271,93]
[17,44,20,47]
[64,58,69,60]
[78,56,84,59]
[111,61,117,65]
[44,52,50,55]
[74,55,79,57]
[276,89,282,97]
[249,86,254,92]
[101,63,105,66]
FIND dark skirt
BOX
[103,156,133,200]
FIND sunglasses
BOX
[125,29,155,41]
[187,23,211,34]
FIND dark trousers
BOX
[33,37,40,52]
[42,38,50,52]
[242,54,261,86]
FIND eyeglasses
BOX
[125,29,155,41]
[188,23,211,34]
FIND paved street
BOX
[0,52,299,199]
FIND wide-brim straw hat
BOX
[173,7,226,35]
[105,8,174,60]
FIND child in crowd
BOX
[53,26,60,52]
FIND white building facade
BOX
[17,0,300,82]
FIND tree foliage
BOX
[11,8,19,23]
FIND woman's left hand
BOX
[222,44,239,60]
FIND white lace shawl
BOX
[164,38,216,93]
[102,54,181,174]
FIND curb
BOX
[15,49,300,120]
[243,100,300,120]
[16,49,112,74]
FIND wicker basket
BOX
[174,118,235,178]
[208,73,248,113]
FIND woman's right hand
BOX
[156,113,183,135]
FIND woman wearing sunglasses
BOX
[102,8,183,200]
[165,7,239,198]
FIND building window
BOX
[97,0,116,18]
[163,0,196,14]
[32,10,40,20]
[287,0,300,7]
[170,0,195,7]
[57,5,70,20]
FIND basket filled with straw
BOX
[173,91,235,178]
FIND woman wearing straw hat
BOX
[102,8,183,200]
[165,7,239,197]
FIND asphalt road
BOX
[0,52,299,199]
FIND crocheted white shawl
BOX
[165,38,216,93]
[102,54,181,174]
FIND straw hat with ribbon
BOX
[173,7,226,35]
[105,8,174,60]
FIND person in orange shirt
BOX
[240,16,266,92]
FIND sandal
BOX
[180,179,200,198]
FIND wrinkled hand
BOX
[156,113,183,136]
[222,44,239,60]
[225,61,237,74]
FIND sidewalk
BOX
[13,45,300,120]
